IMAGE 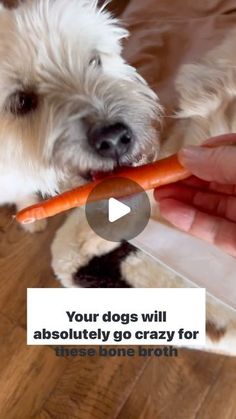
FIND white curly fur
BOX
[0,0,161,232]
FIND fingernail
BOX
[178,146,206,165]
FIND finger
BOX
[203,133,236,147]
[181,176,209,189]
[181,176,236,195]
[154,184,196,203]
[208,182,236,196]
[159,198,236,257]
[193,191,236,222]
[155,184,236,222]
[178,145,236,184]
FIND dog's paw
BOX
[22,218,47,234]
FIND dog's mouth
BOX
[81,164,132,183]
[80,151,157,183]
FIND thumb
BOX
[178,145,236,184]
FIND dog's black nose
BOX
[88,122,133,159]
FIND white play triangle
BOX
[108,198,131,223]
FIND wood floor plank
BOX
[0,207,63,327]
[0,313,68,419]
[35,347,149,419]
[116,349,225,419]
[195,356,236,419]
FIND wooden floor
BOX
[0,206,236,419]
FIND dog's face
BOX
[0,0,162,194]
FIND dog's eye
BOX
[89,55,102,69]
[9,91,38,116]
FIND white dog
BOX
[0,0,161,232]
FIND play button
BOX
[108,198,131,223]
[85,177,151,242]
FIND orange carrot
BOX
[16,154,190,224]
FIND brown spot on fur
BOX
[206,321,226,342]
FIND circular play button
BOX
[85,177,151,242]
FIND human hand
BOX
[154,134,236,257]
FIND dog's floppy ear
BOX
[175,62,225,118]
